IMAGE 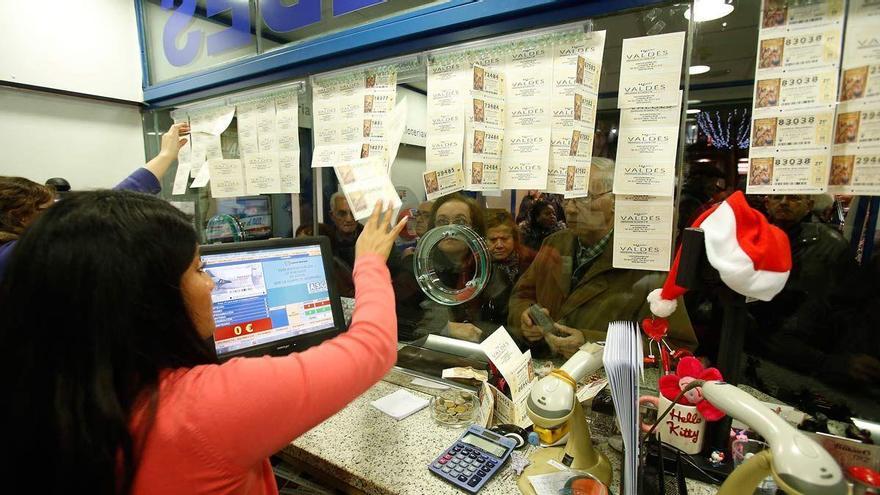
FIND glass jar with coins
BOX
[430,390,478,427]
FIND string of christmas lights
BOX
[697,108,751,149]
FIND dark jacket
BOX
[747,220,855,375]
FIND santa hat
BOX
[647,191,791,318]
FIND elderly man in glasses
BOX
[508,158,696,358]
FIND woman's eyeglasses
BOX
[435,216,470,226]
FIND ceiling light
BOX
[697,158,712,163]
[738,157,749,162]
[687,109,701,114]
[687,99,702,104]
[684,0,735,22]
[689,65,711,75]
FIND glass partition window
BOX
[143,0,880,427]
[312,1,880,426]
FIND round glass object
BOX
[205,214,246,244]
[414,224,492,306]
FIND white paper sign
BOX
[244,152,282,194]
[834,102,880,147]
[311,142,363,168]
[756,28,842,75]
[613,195,675,271]
[613,127,679,196]
[760,0,844,33]
[465,157,501,191]
[236,103,259,156]
[503,129,551,190]
[472,64,504,96]
[279,150,300,194]
[618,32,685,109]
[386,97,409,172]
[208,159,246,198]
[275,93,300,152]
[753,70,838,111]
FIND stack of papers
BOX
[602,321,644,495]
[370,389,429,421]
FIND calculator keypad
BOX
[435,443,497,488]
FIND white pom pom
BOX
[647,288,677,318]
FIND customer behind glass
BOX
[518,199,566,252]
[746,194,869,384]
[0,122,190,280]
[509,158,696,358]
[481,210,533,330]
[329,192,363,268]
[413,193,493,342]
[0,194,405,493]
[515,190,566,224]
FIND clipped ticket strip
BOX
[546,31,606,197]
[613,195,675,271]
[465,64,505,191]
[828,0,880,194]
[548,32,606,194]
[747,0,845,194]
[425,55,470,198]
[230,91,302,196]
[312,69,397,169]
[502,43,552,190]
[334,157,402,221]
[611,32,684,271]
[171,106,234,191]
[615,32,685,197]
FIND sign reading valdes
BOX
[612,32,683,271]
[617,32,685,109]
[613,195,674,271]
[613,93,682,196]
[502,44,553,189]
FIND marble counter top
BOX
[282,369,720,495]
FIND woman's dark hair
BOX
[0,176,55,244]
[528,200,554,227]
[428,193,486,236]
[0,190,218,494]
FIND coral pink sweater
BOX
[131,255,397,495]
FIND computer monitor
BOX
[199,237,346,360]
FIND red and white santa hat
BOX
[647,191,792,318]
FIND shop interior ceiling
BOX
[149,0,758,105]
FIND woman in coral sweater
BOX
[0,191,405,495]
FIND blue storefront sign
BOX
[162,0,386,67]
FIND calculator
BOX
[428,424,516,493]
